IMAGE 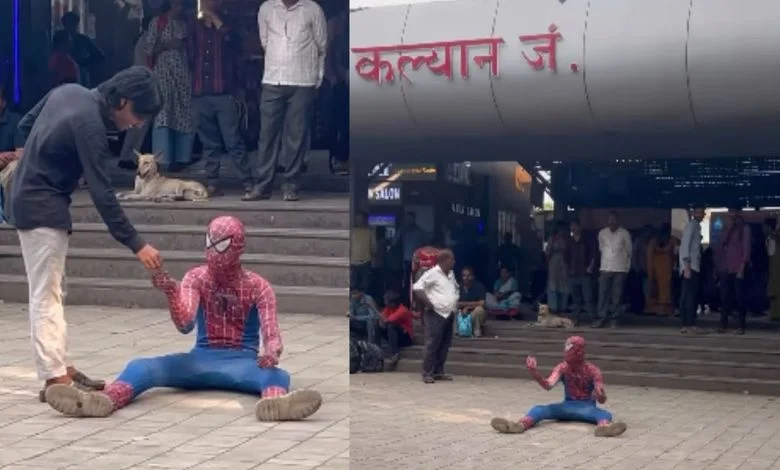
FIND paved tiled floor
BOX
[0,304,348,470]
[351,372,780,470]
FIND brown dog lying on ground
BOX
[116,151,208,202]
[535,304,574,329]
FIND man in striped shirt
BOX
[191,0,255,198]
[250,0,327,202]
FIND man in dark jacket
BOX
[8,66,163,398]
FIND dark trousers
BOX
[254,84,315,192]
[422,309,454,378]
[329,81,349,163]
[720,273,747,330]
[679,271,700,327]
[194,94,253,188]
[569,275,593,320]
[119,118,152,165]
[597,272,627,321]
[382,323,412,356]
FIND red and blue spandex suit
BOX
[492,336,626,437]
[102,216,290,409]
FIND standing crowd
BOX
[348,207,778,379]
[40,0,348,202]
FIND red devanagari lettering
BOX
[519,24,562,72]
[352,38,504,84]
[398,46,453,82]
[351,47,396,84]
[471,38,504,77]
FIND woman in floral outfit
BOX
[145,0,193,170]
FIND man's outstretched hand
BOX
[137,244,162,270]
[526,355,538,371]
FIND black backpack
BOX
[350,337,385,373]
[350,337,360,374]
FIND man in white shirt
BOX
[679,208,704,333]
[595,211,632,328]
[413,249,458,384]
[250,0,327,202]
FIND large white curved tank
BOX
[350,0,780,161]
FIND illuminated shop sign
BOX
[451,203,481,218]
[352,24,571,85]
[368,183,402,204]
[367,163,437,181]
[446,162,472,186]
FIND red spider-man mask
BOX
[205,216,246,277]
[563,336,585,366]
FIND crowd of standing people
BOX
[43,0,348,202]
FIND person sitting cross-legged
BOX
[457,266,487,337]
[379,289,414,370]
[43,216,322,421]
[348,288,381,344]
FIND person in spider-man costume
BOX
[43,215,322,421]
[490,336,627,437]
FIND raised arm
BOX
[253,275,283,367]
[525,356,564,391]
[151,269,201,333]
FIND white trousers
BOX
[17,227,71,380]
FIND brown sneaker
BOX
[594,421,627,437]
[433,373,453,381]
[491,417,526,434]
[40,371,105,402]
[44,384,115,418]
[255,389,322,421]
[732,328,745,335]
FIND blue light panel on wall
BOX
[12,0,21,103]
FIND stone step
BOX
[107,151,349,193]
[0,247,348,288]
[395,360,780,396]
[69,193,350,229]
[489,308,779,331]
[0,224,349,257]
[400,345,780,381]
[447,322,780,350]
[0,275,348,316]
[410,333,780,362]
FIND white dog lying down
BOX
[116,151,208,202]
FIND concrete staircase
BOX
[0,192,349,315]
[397,322,780,395]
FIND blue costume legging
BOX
[115,347,291,401]
[526,400,613,426]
